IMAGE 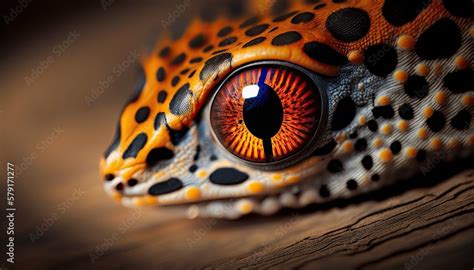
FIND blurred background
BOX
[1,0,473,269]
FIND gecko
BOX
[100,0,473,219]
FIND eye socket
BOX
[209,62,327,169]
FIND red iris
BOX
[210,64,323,164]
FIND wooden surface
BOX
[1,1,473,269]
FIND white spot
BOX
[242,84,259,99]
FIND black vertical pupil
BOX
[243,81,283,160]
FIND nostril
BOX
[115,182,124,191]
[105,174,115,181]
[127,178,138,187]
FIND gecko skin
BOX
[100,0,473,219]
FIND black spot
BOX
[450,109,471,130]
[105,174,115,181]
[154,112,167,130]
[148,178,183,195]
[371,174,380,181]
[135,107,150,123]
[171,76,180,86]
[269,27,279,33]
[398,104,414,120]
[416,149,427,162]
[210,155,218,161]
[390,141,402,155]
[443,0,473,17]
[291,12,315,24]
[217,26,233,37]
[326,8,370,42]
[382,0,431,26]
[171,53,186,65]
[327,159,344,173]
[319,185,331,198]
[367,120,378,132]
[240,16,260,28]
[169,83,193,115]
[219,36,237,47]
[361,155,373,170]
[115,182,124,191]
[122,133,147,159]
[354,138,367,152]
[415,18,461,60]
[159,47,170,58]
[169,126,190,145]
[190,57,203,63]
[209,168,249,185]
[372,105,394,119]
[364,44,398,77]
[157,90,167,103]
[203,45,214,53]
[180,68,190,75]
[346,179,358,190]
[200,53,232,81]
[314,3,326,9]
[104,123,121,158]
[313,140,337,156]
[146,147,174,167]
[188,70,196,78]
[443,69,474,94]
[243,37,266,48]
[426,111,446,132]
[189,164,198,173]
[349,131,358,139]
[189,34,206,49]
[271,31,302,46]
[193,145,201,161]
[303,41,347,65]
[156,67,166,82]
[127,178,138,187]
[404,75,429,99]
[245,24,269,37]
[273,11,299,22]
[331,97,356,131]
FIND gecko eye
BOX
[209,62,328,169]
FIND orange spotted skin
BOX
[100,0,473,218]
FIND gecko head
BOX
[100,0,473,218]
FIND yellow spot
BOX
[397,35,415,50]
[454,55,469,70]
[416,63,429,76]
[285,175,301,185]
[379,148,394,163]
[397,120,409,132]
[185,186,201,201]
[405,147,417,159]
[236,200,253,214]
[447,138,460,149]
[342,141,353,153]
[144,196,158,205]
[377,95,391,106]
[417,127,428,140]
[196,169,208,179]
[336,132,347,143]
[422,106,434,118]
[430,137,442,151]
[393,70,408,83]
[348,50,364,64]
[133,197,146,207]
[272,173,282,182]
[358,115,367,126]
[247,181,264,194]
[462,95,473,107]
[434,91,448,106]
[373,137,383,148]
[380,123,393,135]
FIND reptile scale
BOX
[100,0,473,219]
